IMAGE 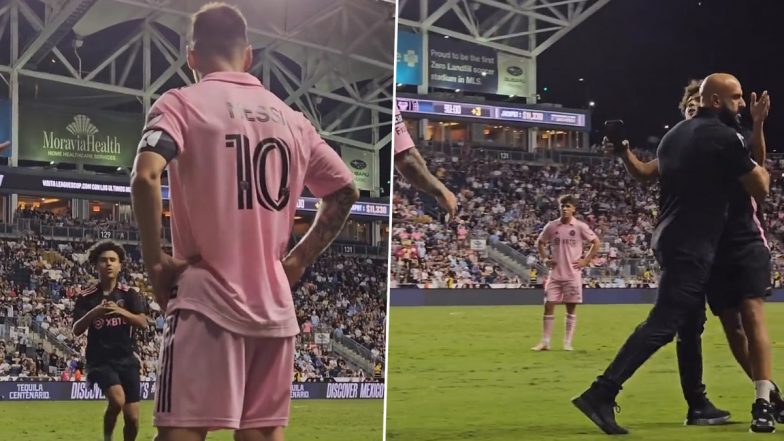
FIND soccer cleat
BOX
[750,399,776,433]
[531,342,550,351]
[572,388,629,435]
[685,398,731,425]
[770,382,784,424]
[564,343,574,351]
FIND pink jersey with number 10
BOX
[143,72,353,338]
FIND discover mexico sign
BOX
[0,381,384,401]
[19,102,142,167]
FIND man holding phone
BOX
[573,73,773,434]
[606,79,782,427]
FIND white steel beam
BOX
[16,0,80,77]
[83,32,142,81]
[533,0,610,56]
[485,25,560,42]
[423,0,459,27]
[19,68,146,96]
[472,0,569,26]
[16,0,92,69]
[108,0,391,70]
[118,40,140,87]
[399,18,532,57]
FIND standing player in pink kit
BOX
[393,107,457,217]
[532,195,601,351]
[130,3,358,441]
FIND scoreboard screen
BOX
[397,97,588,129]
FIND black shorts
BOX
[706,244,771,316]
[87,359,141,403]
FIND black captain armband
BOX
[137,129,178,163]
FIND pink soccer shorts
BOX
[544,278,583,304]
[154,309,294,431]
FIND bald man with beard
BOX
[572,73,772,435]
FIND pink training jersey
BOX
[393,107,414,156]
[142,72,354,338]
[537,217,598,282]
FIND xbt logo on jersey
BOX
[93,317,125,329]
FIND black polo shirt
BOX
[652,107,757,262]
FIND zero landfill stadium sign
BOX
[19,103,142,168]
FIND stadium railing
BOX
[335,334,383,363]
[488,241,537,274]
[28,320,79,358]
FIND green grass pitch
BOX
[0,400,383,441]
[386,303,784,441]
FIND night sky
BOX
[537,0,784,151]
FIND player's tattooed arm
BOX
[283,184,359,284]
[395,148,446,197]
[395,148,458,216]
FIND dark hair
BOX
[190,2,248,59]
[558,194,577,207]
[87,240,126,265]
[678,79,702,113]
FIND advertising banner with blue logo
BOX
[428,37,531,96]
[0,100,10,158]
[0,381,384,401]
[340,145,376,191]
[396,30,423,86]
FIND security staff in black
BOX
[73,240,148,441]
[572,73,770,435]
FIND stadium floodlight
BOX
[588,101,596,107]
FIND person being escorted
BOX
[573,73,771,435]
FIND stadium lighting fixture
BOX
[588,101,596,107]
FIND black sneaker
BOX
[572,388,629,435]
[770,382,784,424]
[750,399,776,433]
[685,398,731,425]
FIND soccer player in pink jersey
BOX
[393,107,458,217]
[532,195,600,351]
[130,4,358,441]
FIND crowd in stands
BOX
[0,211,386,382]
[392,145,784,288]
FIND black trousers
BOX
[595,254,710,406]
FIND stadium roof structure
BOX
[398,0,611,97]
[0,0,395,179]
